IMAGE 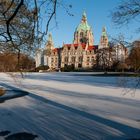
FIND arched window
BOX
[64,64,68,67]
[86,31,88,36]
[78,64,82,68]
[64,57,68,63]
[71,57,75,63]
[80,32,84,38]
[87,56,90,62]
[79,56,83,62]
[91,56,95,64]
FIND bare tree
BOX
[111,0,140,95]
[111,0,140,31]
[127,41,140,72]
[96,47,113,71]
[0,0,72,72]
[0,52,35,72]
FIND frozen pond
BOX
[0,72,140,140]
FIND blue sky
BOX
[45,0,140,47]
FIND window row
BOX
[51,58,58,62]
[64,56,95,63]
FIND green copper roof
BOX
[102,32,107,37]
[102,27,107,37]
[48,33,53,42]
[76,22,91,31]
[83,11,87,18]
[76,11,91,31]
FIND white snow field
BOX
[0,72,140,140]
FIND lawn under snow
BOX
[0,72,140,140]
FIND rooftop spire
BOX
[48,33,53,42]
[102,26,107,37]
[83,11,86,17]
[45,33,54,50]
[99,26,108,49]
[81,11,87,23]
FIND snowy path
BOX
[0,72,140,140]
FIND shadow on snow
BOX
[0,82,140,140]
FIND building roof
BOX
[63,43,98,50]
[76,11,91,32]
[101,27,107,37]
[76,22,91,31]
[52,48,61,53]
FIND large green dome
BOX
[76,22,91,31]
[76,11,91,32]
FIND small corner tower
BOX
[45,33,54,50]
[99,27,108,49]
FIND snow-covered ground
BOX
[0,72,140,140]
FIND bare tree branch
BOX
[3,0,14,15]
[6,0,24,44]
[46,0,57,34]
[111,0,140,27]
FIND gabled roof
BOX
[63,44,98,50]
[52,48,61,53]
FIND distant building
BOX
[98,27,109,49]
[35,48,44,67]
[61,11,97,69]
[35,33,61,69]
[35,11,128,70]
[112,44,128,62]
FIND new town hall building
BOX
[35,12,127,70]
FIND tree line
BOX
[0,52,35,72]
[0,0,72,72]
[96,41,140,72]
